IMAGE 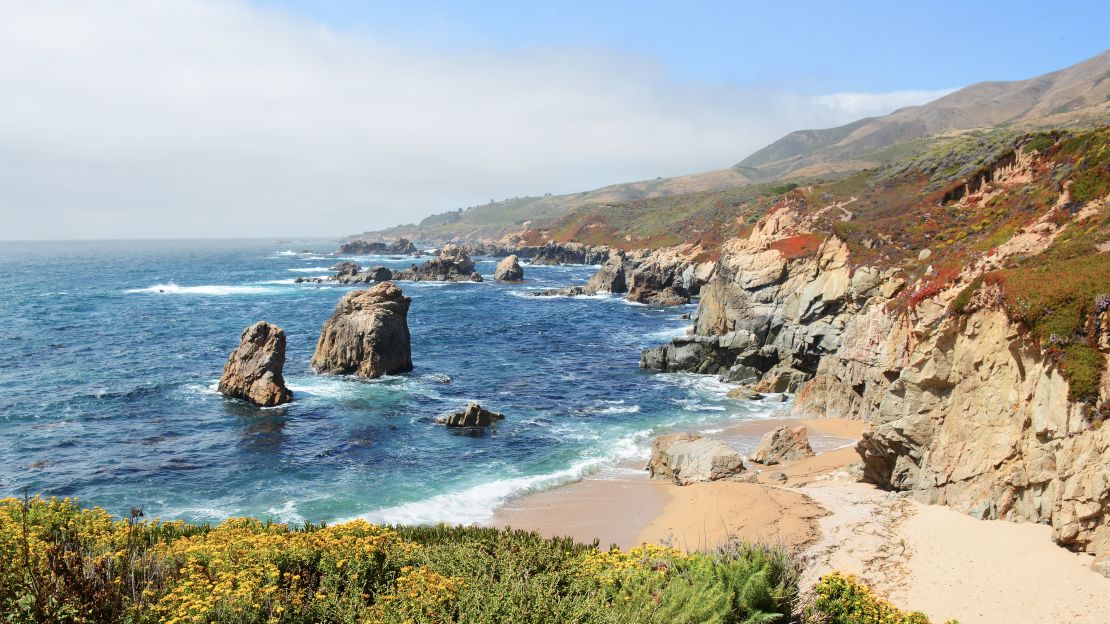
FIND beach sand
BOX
[491,414,1110,623]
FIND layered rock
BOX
[493,255,524,281]
[393,245,482,282]
[217,322,293,407]
[750,426,815,465]
[584,253,629,293]
[435,402,505,427]
[311,282,413,379]
[647,432,746,485]
[337,238,420,256]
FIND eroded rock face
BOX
[218,322,293,407]
[311,282,413,379]
[585,254,628,293]
[647,432,746,485]
[435,402,505,427]
[750,426,815,465]
[493,255,524,281]
[296,263,393,284]
[394,244,482,282]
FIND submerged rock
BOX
[526,286,590,297]
[647,432,745,485]
[311,282,413,379]
[218,321,293,407]
[435,402,505,427]
[493,255,524,281]
[750,426,815,465]
[394,244,482,282]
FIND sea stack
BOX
[218,321,293,407]
[393,244,482,282]
[493,255,524,281]
[435,402,505,427]
[311,281,413,379]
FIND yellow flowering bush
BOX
[810,572,958,624]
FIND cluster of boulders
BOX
[646,425,816,486]
[393,244,483,282]
[336,238,420,256]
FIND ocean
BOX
[0,239,784,525]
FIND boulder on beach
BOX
[311,282,413,379]
[435,402,505,427]
[217,321,293,407]
[647,432,745,485]
[394,244,483,282]
[493,255,524,281]
[750,426,815,465]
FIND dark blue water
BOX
[0,239,775,525]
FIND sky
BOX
[2,1,1107,240]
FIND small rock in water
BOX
[435,402,504,427]
[493,255,525,281]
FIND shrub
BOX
[0,497,802,624]
[809,572,957,624]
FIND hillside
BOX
[738,48,1110,178]
[356,49,1110,245]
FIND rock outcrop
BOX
[647,432,746,485]
[296,263,393,284]
[311,282,413,379]
[750,426,815,465]
[529,242,610,265]
[337,238,420,256]
[493,255,524,281]
[217,322,293,407]
[435,402,505,427]
[394,245,482,282]
[526,286,590,297]
[585,254,629,293]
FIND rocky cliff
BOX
[642,129,1110,572]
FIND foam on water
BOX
[288,266,333,272]
[125,283,282,296]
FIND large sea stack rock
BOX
[394,244,483,282]
[311,282,413,379]
[435,402,505,427]
[750,426,815,465]
[218,322,293,407]
[647,432,746,485]
[493,255,524,281]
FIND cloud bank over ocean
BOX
[0,1,951,239]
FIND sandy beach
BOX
[492,415,1110,624]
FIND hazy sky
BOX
[2,1,1107,240]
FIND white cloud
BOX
[0,1,951,240]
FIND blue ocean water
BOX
[0,239,779,525]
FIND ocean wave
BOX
[124,283,281,296]
[258,278,300,285]
[288,266,333,272]
[356,430,652,525]
[642,326,690,342]
[274,250,298,256]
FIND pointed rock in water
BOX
[750,426,815,465]
[218,321,293,407]
[435,402,505,427]
[647,432,745,485]
[493,254,524,281]
[311,281,413,379]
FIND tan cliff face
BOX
[678,155,1110,572]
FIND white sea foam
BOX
[265,500,306,524]
[125,283,280,296]
[642,326,690,342]
[275,250,298,256]
[288,266,333,272]
[259,278,300,285]
[356,430,652,525]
